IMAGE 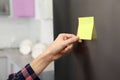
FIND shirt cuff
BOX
[17,64,40,80]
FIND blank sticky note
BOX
[77,17,95,40]
[13,0,35,18]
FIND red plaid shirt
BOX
[7,64,40,80]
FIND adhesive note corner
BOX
[77,16,96,40]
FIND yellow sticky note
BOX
[77,17,96,40]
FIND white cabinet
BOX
[0,57,8,80]
[8,60,20,74]
[0,56,20,80]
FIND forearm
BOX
[30,51,53,75]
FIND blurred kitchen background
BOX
[0,0,54,80]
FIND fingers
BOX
[61,44,73,54]
[58,33,82,42]
[59,33,75,37]
[53,33,82,55]
[57,33,76,40]
[64,36,79,45]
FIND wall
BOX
[0,0,54,79]
[0,16,40,48]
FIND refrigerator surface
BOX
[53,0,120,80]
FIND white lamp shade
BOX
[19,39,32,55]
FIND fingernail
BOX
[78,39,82,43]
[76,36,82,43]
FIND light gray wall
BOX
[0,16,41,48]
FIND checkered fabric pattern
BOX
[7,64,40,80]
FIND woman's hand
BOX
[45,33,81,61]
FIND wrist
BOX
[40,50,54,62]
[30,51,53,75]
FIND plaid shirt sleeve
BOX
[7,64,40,80]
